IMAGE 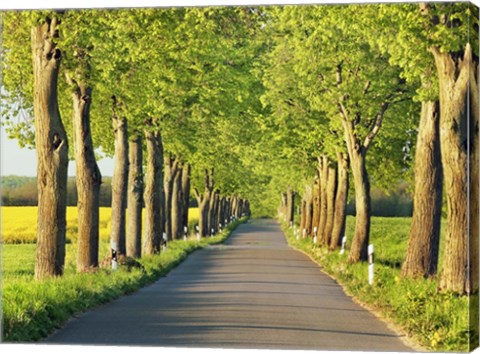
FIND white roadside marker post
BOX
[340,236,347,255]
[303,228,306,239]
[162,232,167,252]
[313,226,318,244]
[111,241,118,271]
[289,221,293,228]
[225,218,228,226]
[184,226,188,241]
[196,225,200,241]
[211,228,214,238]
[368,244,374,285]
[219,223,222,232]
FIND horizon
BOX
[1,125,115,177]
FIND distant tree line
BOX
[1,176,112,206]
[1,175,200,208]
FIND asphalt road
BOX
[45,219,413,351]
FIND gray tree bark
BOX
[402,101,442,278]
[181,163,191,232]
[127,134,143,258]
[110,101,128,256]
[32,17,68,279]
[67,67,101,272]
[330,152,349,250]
[432,44,473,294]
[143,128,164,255]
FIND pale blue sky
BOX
[1,125,115,177]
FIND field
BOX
[1,206,200,244]
[284,216,475,352]
[2,206,200,283]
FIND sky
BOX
[1,125,115,177]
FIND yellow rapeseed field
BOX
[1,206,199,244]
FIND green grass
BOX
[1,218,246,342]
[284,216,476,352]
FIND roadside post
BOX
[162,232,167,252]
[368,244,374,285]
[313,226,318,244]
[340,236,347,255]
[184,226,188,241]
[196,225,200,241]
[111,241,118,270]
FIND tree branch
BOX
[363,102,389,150]
[453,43,472,105]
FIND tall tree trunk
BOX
[286,187,295,225]
[218,197,226,227]
[181,163,191,232]
[198,198,209,237]
[469,56,479,295]
[212,190,221,233]
[311,176,321,237]
[143,129,164,255]
[402,101,443,278]
[127,135,143,258]
[303,184,313,237]
[339,103,387,263]
[208,191,219,234]
[164,156,179,241]
[431,44,472,294]
[110,105,128,256]
[348,149,371,263]
[245,200,251,217]
[300,196,306,234]
[469,54,479,339]
[69,77,101,272]
[194,169,214,237]
[32,17,68,279]
[318,156,329,245]
[224,197,231,225]
[171,166,182,240]
[324,164,337,246]
[330,152,349,250]
[232,195,238,219]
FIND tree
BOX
[361,3,443,278]
[31,13,69,278]
[143,124,164,255]
[423,3,478,294]
[127,133,143,258]
[281,5,410,262]
[61,11,103,271]
[110,101,128,256]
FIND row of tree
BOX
[2,8,256,279]
[1,4,478,295]
[268,3,478,295]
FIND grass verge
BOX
[282,217,476,352]
[2,218,246,342]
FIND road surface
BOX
[45,219,413,351]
